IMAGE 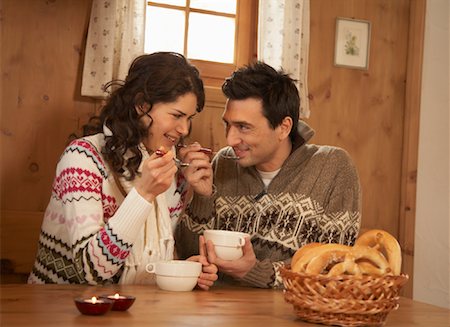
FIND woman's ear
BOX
[135,104,141,115]
[134,90,150,114]
[136,102,150,115]
[278,116,293,141]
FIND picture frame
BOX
[334,17,371,70]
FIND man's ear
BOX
[278,116,293,141]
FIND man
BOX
[176,62,361,288]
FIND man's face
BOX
[222,98,289,172]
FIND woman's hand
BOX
[186,255,218,291]
[186,235,218,290]
[134,147,177,202]
[178,143,213,197]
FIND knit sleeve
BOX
[321,148,362,245]
[54,139,150,284]
[239,259,278,288]
[174,193,216,259]
[240,255,294,289]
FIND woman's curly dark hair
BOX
[81,52,205,180]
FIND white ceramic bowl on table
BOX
[146,260,202,292]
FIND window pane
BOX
[145,7,185,55]
[188,13,235,63]
[190,0,236,14]
[149,0,186,6]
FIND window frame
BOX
[146,0,258,87]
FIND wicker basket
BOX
[280,267,409,327]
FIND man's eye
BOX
[172,114,182,119]
[238,124,249,131]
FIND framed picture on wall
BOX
[334,17,371,70]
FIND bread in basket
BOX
[280,229,409,327]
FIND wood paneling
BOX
[305,0,424,297]
[1,0,97,282]
[189,87,228,150]
[0,211,43,277]
[399,0,426,298]
[1,0,97,212]
[308,0,410,233]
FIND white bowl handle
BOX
[145,263,156,274]
[238,236,246,247]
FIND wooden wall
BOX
[308,0,410,235]
[1,0,424,297]
[304,1,424,297]
[1,0,97,211]
[1,0,97,281]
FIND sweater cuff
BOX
[189,192,216,221]
[107,187,152,244]
[240,259,275,289]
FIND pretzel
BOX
[357,261,385,276]
[302,245,391,276]
[355,229,402,275]
[327,254,362,276]
[289,230,402,277]
[305,249,350,275]
[292,243,352,273]
[290,243,322,268]
[351,245,392,275]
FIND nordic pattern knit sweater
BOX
[175,121,361,288]
[28,134,188,284]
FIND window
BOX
[145,0,258,87]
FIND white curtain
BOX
[81,0,146,97]
[258,0,310,118]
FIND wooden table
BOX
[1,284,449,326]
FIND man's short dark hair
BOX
[222,61,300,141]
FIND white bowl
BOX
[145,260,202,292]
[203,230,250,260]
[155,275,199,292]
[213,244,244,261]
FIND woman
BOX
[28,52,217,288]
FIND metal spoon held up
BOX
[155,149,190,168]
[177,144,240,160]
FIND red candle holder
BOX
[74,296,113,315]
[100,293,136,311]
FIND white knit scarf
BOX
[114,143,175,284]
[119,190,175,284]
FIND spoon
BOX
[219,148,240,160]
[176,143,213,155]
[177,143,240,160]
[155,149,190,168]
[220,153,240,160]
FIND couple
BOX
[28,52,361,290]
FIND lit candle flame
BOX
[91,296,97,304]
[114,293,120,299]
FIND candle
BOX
[74,296,113,315]
[101,293,136,311]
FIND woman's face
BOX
[141,92,198,152]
